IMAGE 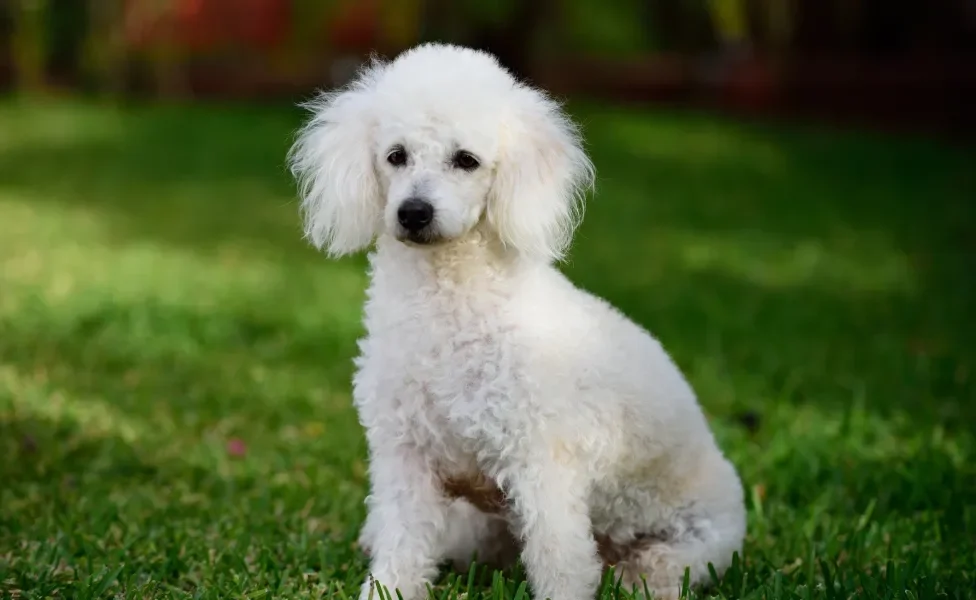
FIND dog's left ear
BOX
[488,87,594,262]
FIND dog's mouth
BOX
[396,228,444,247]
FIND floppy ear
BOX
[288,66,385,256]
[488,87,595,262]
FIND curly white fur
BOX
[289,43,746,600]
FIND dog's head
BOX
[288,43,594,263]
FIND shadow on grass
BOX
[569,104,975,430]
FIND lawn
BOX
[0,97,973,599]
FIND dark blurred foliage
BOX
[1,0,975,134]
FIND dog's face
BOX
[375,124,497,246]
[289,43,594,262]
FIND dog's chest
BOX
[361,286,519,459]
[408,311,512,427]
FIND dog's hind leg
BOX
[614,458,745,599]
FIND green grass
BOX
[0,96,974,599]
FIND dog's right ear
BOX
[288,69,384,256]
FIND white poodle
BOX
[288,43,746,600]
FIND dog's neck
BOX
[370,230,534,292]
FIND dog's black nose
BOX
[397,198,434,232]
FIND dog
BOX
[288,43,746,600]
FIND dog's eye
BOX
[452,150,480,171]
[387,146,407,167]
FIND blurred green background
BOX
[0,1,974,599]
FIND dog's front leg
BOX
[501,455,602,600]
[359,443,449,600]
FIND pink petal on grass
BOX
[227,438,247,458]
